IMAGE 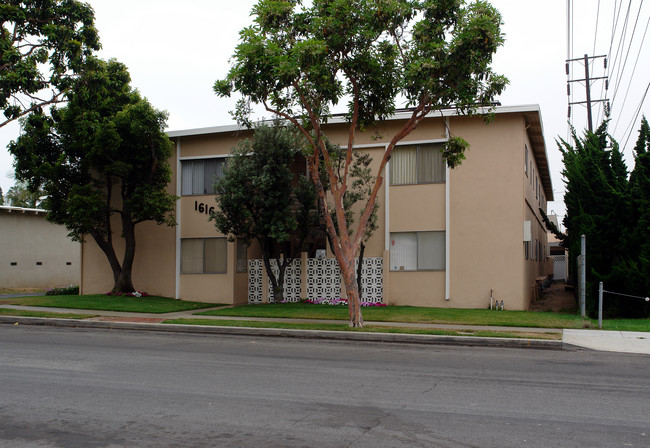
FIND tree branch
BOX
[0,91,65,128]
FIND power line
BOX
[612,11,650,137]
[608,0,632,101]
[598,0,624,123]
[591,0,601,77]
[620,80,650,152]
[607,0,624,62]
[610,0,644,113]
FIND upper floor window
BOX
[181,158,227,195]
[524,145,529,176]
[390,143,445,185]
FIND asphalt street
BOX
[1,325,648,448]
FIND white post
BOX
[598,281,603,329]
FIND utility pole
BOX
[580,234,586,318]
[566,54,609,132]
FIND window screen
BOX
[181,158,227,195]
[390,143,445,185]
[390,231,446,271]
[181,238,227,274]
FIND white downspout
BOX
[384,143,390,252]
[175,138,182,300]
[445,118,451,301]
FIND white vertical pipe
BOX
[445,117,451,301]
[384,143,390,252]
[175,138,182,300]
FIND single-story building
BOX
[80,104,553,310]
[1,205,80,290]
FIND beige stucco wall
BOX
[80,145,178,297]
[1,208,80,289]
[521,130,550,306]
[388,182,446,305]
[447,114,527,309]
[80,218,176,296]
[80,108,552,309]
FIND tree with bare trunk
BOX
[215,0,507,326]
[211,122,318,302]
[10,58,176,293]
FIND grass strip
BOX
[164,318,561,340]
[0,295,218,313]
[196,303,595,329]
[600,318,650,332]
[0,309,97,319]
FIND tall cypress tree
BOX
[559,118,650,317]
[559,121,635,317]
[617,117,650,315]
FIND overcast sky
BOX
[2,0,649,224]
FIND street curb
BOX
[0,316,564,350]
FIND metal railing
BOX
[598,282,650,329]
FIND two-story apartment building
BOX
[80,104,553,310]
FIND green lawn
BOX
[164,318,562,340]
[600,318,650,332]
[0,294,219,313]
[196,303,597,329]
[2,295,648,332]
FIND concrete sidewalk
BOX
[1,304,649,354]
[563,329,650,354]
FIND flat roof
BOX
[167,104,553,201]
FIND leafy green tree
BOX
[5,180,43,208]
[0,186,4,205]
[211,123,318,302]
[0,0,100,127]
[9,58,176,293]
[215,0,507,326]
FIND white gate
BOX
[552,254,567,280]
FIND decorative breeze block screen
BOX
[357,257,383,303]
[248,257,383,303]
[267,259,302,302]
[306,257,342,301]
[248,259,264,303]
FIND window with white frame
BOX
[181,158,227,195]
[181,238,227,274]
[390,231,446,271]
[390,143,445,185]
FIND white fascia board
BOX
[166,123,244,138]
[165,105,544,138]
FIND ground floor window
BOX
[181,238,227,274]
[390,231,445,271]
